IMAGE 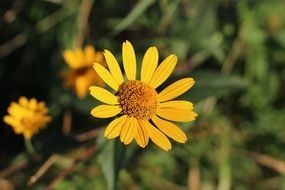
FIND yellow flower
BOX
[90,41,198,151]
[62,45,105,98]
[3,97,51,139]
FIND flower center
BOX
[76,66,90,75]
[118,80,158,120]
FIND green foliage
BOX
[1,0,285,189]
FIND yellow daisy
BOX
[3,97,51,139]
[62,45,105,98]
[90,41,198,151]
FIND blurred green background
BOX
[1,0,285,189]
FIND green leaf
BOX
[97,140,125,190]
[188,71,249,102]
[111,0,155,35]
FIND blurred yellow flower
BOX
[3,97,51,139]
[62,45,105,98]
[90,41,198,151]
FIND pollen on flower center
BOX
[118,80,158,120]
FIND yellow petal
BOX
[104,50,124,84]
[37,102,48,113]
[120,117,137,145]
[158,78,195,102]
[74,48,86,67]
[122,41,136,80]
[141,120,171,151]
[149,54,177,89]
[3,115,20,128]
[140,47,159,83]
[63,50,80,69]
[91,105,121,118]
[75,76,89,98]
[157,107,198,122]
[12,124,24,134]
[19,97,28,107]
[93,63,120,91]
[95,52,104,63]
[8,103,26,119]
[29,98,37,110]
[159,100,193,110]
[152,115,187,143]
[85,68,97,84]
[104,115,128,139]
[89,86,119,104]
[135,120,149,148]
[84,45,96,64]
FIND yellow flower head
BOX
[62,45,105,98]
[90,41,198,151]
[3,97,51,139]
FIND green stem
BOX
[24,138,36,155]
